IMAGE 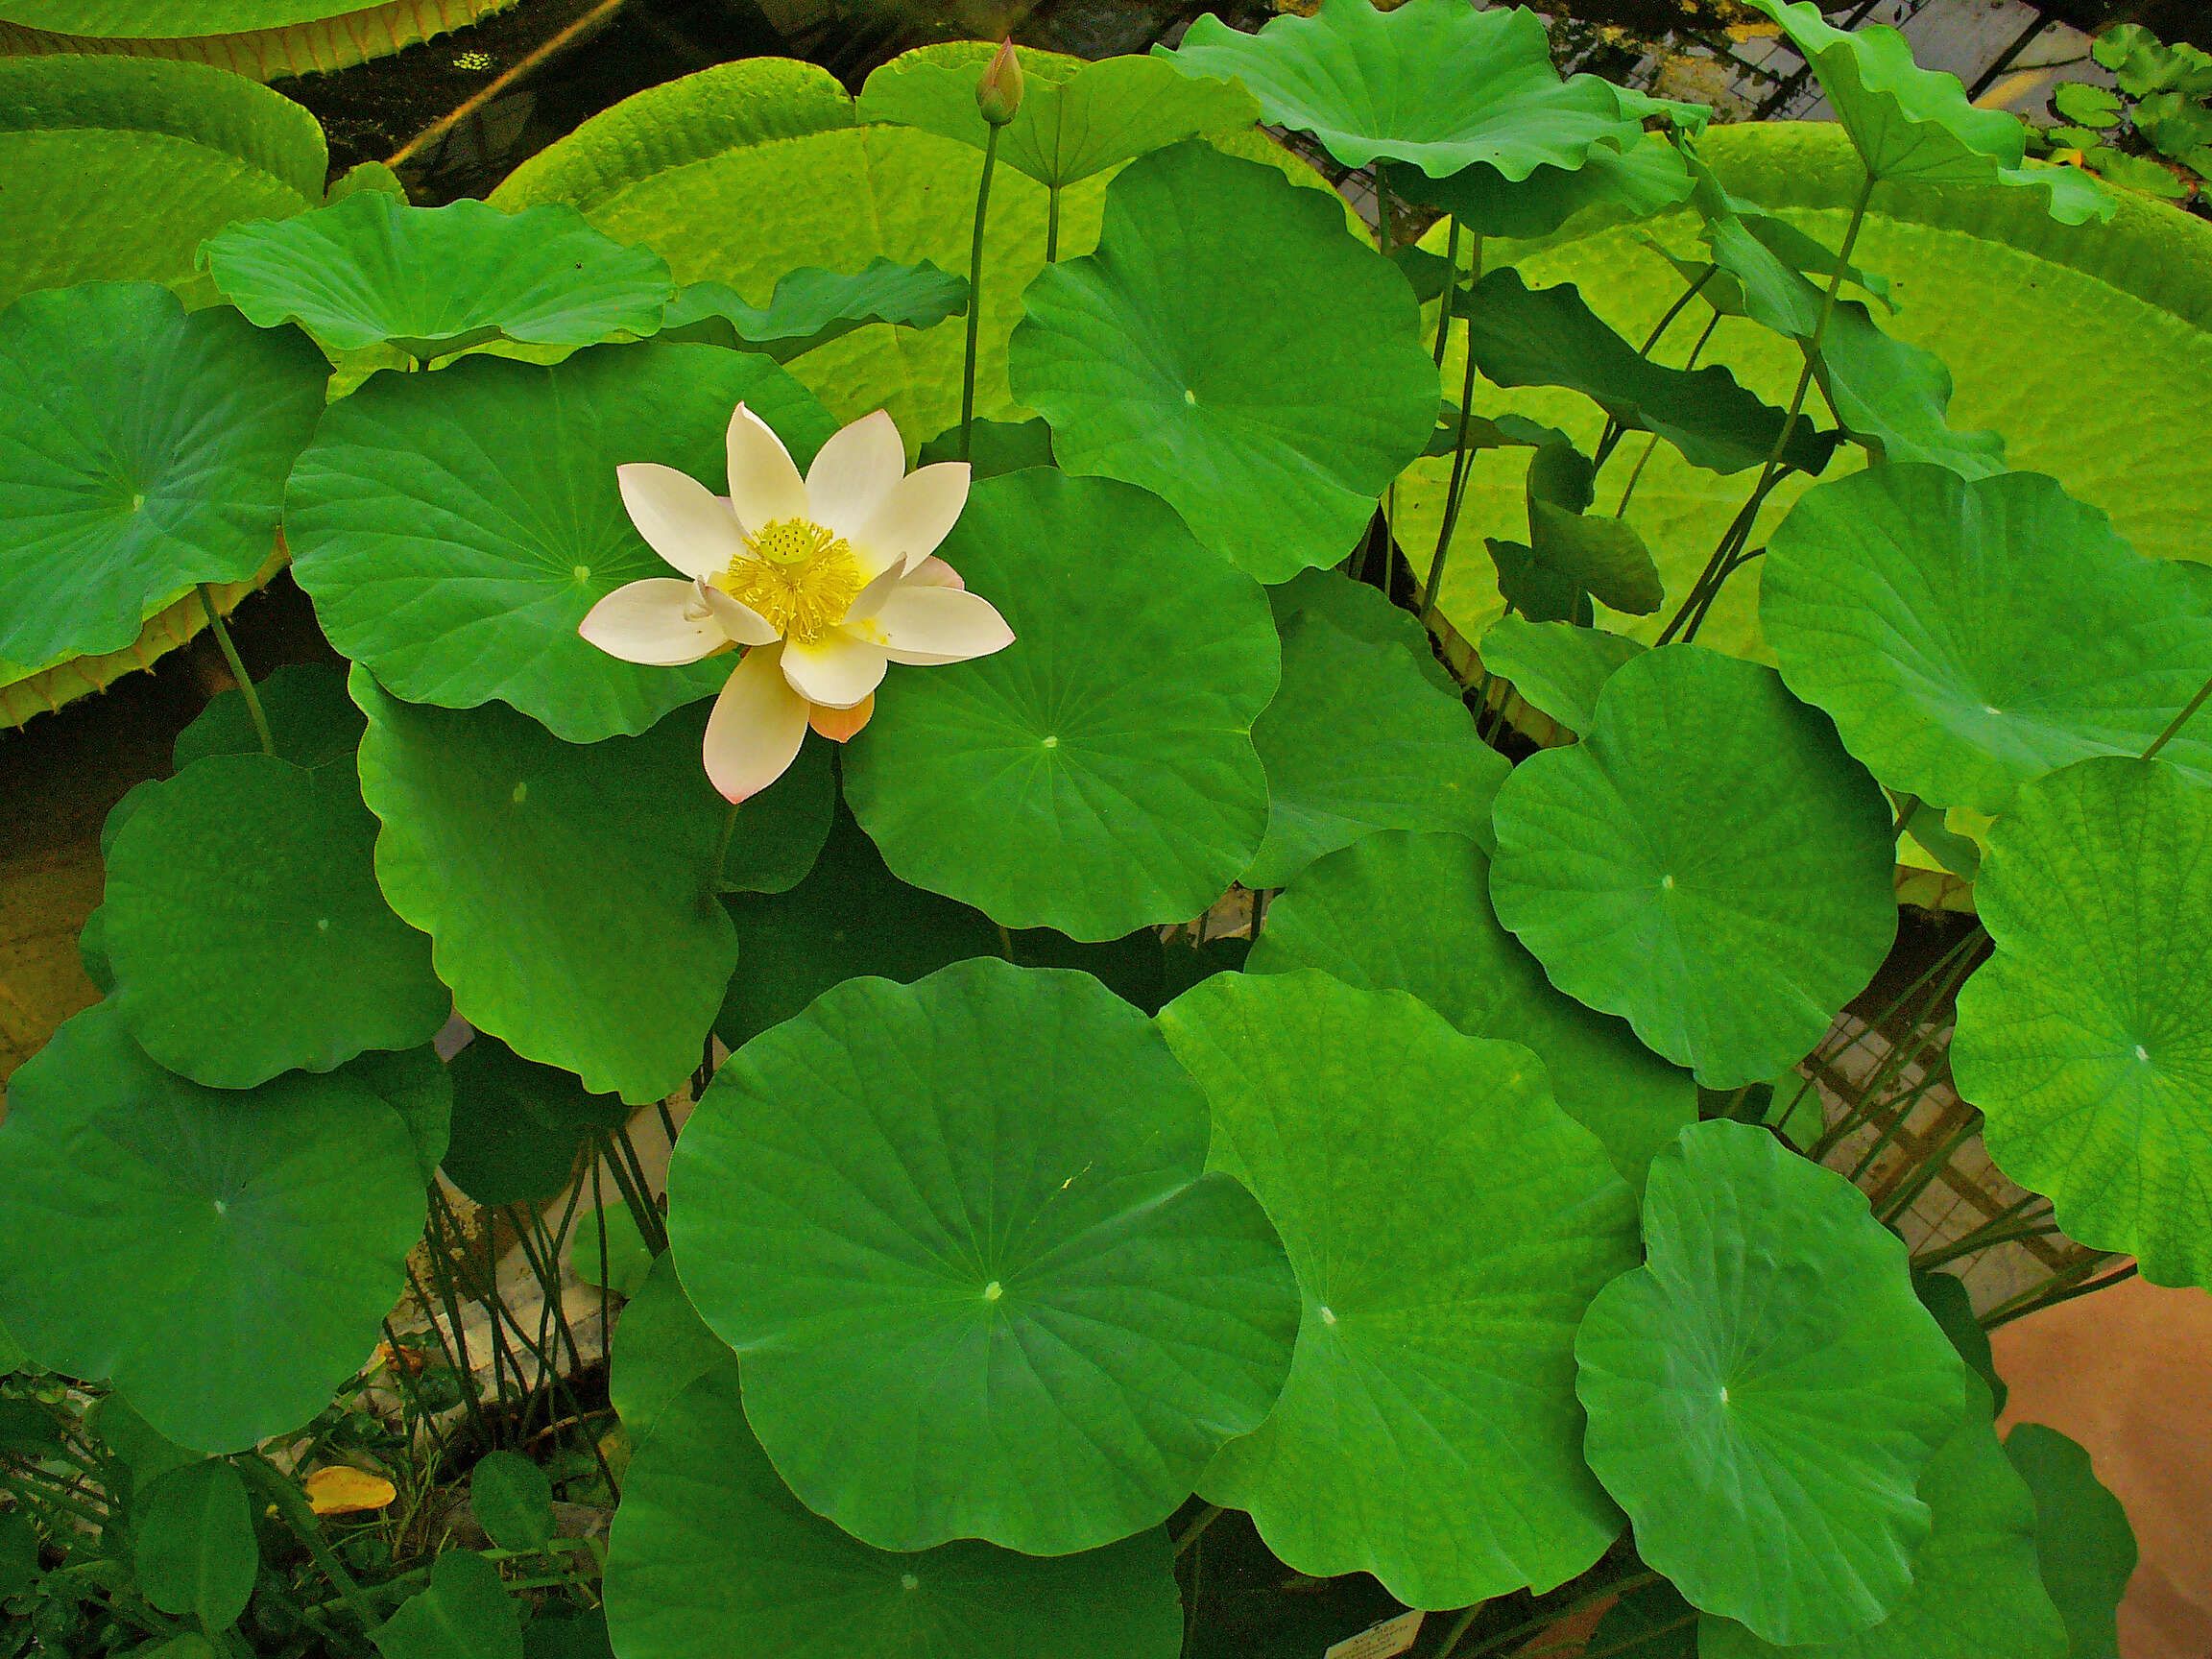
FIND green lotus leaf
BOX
[1403,121,2211,662]
[668,958,1299,1554]
[1462,269,1836,477]
[2,0,474,33]
[1587,1580,1698,1657]
[1813,298,2007,477]
[1527,492,1665,616]
[661,258,966,364]
[375,1549,521,1659]
[1698,1378,2065,1659]
[287,344,833,744]
[172,662,367,772]
[489,58,1092,443]
[1912,1269,2007,1415]
[1489,645,1897,1089]
[103,754,446,1090]
[343,1045,453,1184]
[1267,565,1460,694]
[134,1460,256,1633]
[1249,830,1695,1194]
[1742,0,2112,224]
[1245,611,1506,887]
[442,1035,628,1208]
[714,732,835,897]
[1156,969,1639,1609]
[201,193,674,361]
[916,415,1055,479]
[1011,140,1438,583]
[471,1451,554,1555]
[715,803,1000,1051]
[2004,1424,2136,1659]
[861,42,1260,189]
[605,1362,1184,1659]
[85,1395,194,1496]
[0,55,324,307]
[0,1001,424,1453]
[351,669,738,1105]
[1575,1120,1966,1646]
[1764,466,2212,814]
[1159,0,1642,184]
[1478,616,1647,733]
[1420,134,1695,240]
[844,469,1277,940]
[1952,756,2212,1287]
[571,1203,653,1297]
[0,281,325,670]
[609,1250,731,1450]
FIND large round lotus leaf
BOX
[1159,0,1641,183]
[844,469,1277,941]
[1952,756,2212,1288]
[859,42,1259,190]
[0,281,325,670]
[1404,121,2212,664]
[350,667,737,1106]
[442,1035,628,1209]
[0,56,324,306]
[609,1250,732,1452]
[1249,830,1694,1194]
[342,1044,451,1184]
[172,661,366,772]
[1575,1121,1966,1647]
[0,4,524,82]
[103,753,446,1089]
[1012,140,1437,583]
[607,1362,1184,1659]
[1244,611,1507,887]
[1267,565,1459,695]
[288,343,833,744]
[1489,645,1897,1090]
[668,958,1299,1555]
[2004,1424,2136,1659]
[0,1001,424,1453]
[202,193,674,360]
[1764,465,2212,814]
[1156,969,1638,1609]
[489,58,1095,442]
[1,0,486,36]
[1699,1379,2066,1659]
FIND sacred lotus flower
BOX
[580,404,1014,803]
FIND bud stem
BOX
[959,122,1001,463]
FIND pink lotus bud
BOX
[976,39,1023,127]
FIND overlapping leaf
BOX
[1575,1122,1966,1645]
[2004,1424,2137,1659]
[1952,757,2212,1288]
[1157,969,1639,1609]
[1765,466,2212,813]
[1012,140,1437,582]
[1478,616,1647,734]
[660,259,965,363]
[669,959,1299,1555]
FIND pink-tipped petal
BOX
[805,410,906,545]
[617,465,747,580]
[874,584,1015,666]
[808,693,875,742]
[578,579,728,665]
[903,556,965,590]
[725,403,809,535]
[704,643,810,804]
[856,461,970,574]
[696,578,781,646]
[780,629,890,709]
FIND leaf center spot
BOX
[2136,1044,2152,1063]
[1183,389,1197,406]
[129,493,145,514]
[1317,1305,1337,1327]
[573,565,591,585]
[512,781,528,805]
[1661,874,1675,891]
[1982,704,2002,715]
[316,918,330,932]
[1719,1384,1730,1404]
[1041,734,1059,749]
[982,1281,1003,1302]
[213,1199,228,1216]
[900,1575,920,1592]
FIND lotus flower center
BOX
[721,517,863,645]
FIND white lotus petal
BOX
[704,643,810,804]
[725,403,809,536]
[856,461,970,574]
[781,630,890,709]
[805,410,906,543]
[616,464,746,580]
[697,578,780,646]
[875,585,1015,666]
[577,579,727,665]
[840,562,907,629]
[903,555,965,589]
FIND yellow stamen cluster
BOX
[717,517,863,645]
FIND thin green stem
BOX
[1170,1503,1223,1558]
[1615,311,1720,519]
[1431,217,1461,371]
[1982,1257,2134,1330]
[408,1241,492,1447]
[240,1455,382,1634]
[196,585,272,756]
[1914,1222,2062,1272]
[1911,1193,2053,1270]
[605,1122,671,1257]
[1418,233,1483,621]
[1045,182,1061,263]
[1444,1573,1661,1659]
[2143,668,2212,759]
[1872,1102,1979,1222]
[958,124,1002,462]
